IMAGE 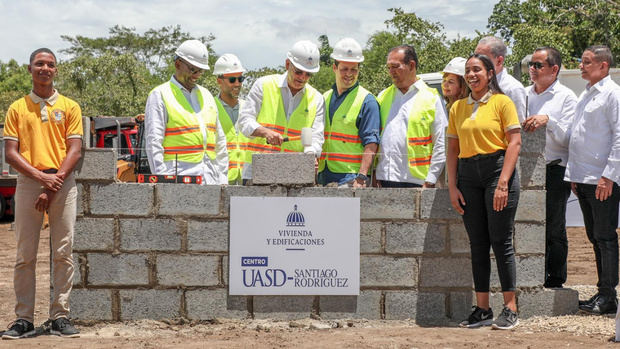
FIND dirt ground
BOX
[0,220,618,348]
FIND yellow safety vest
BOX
[245,75,319,163]
[318,85,370,174]
[159,82,217,162]
[215,98,248,184]
[377,81,438,180]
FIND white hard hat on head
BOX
[286,40,320,73]
[175,40,210,70]
[330,37,364,63]
[442,57,467,77]
[213,54,246,75]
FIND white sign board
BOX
[229,196,360,295]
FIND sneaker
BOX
[1,319,35,339]
[492,306,519,330]
[49,317,80,338]
[459,306,493,328]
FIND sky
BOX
[0,0,496,70]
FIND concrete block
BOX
[90,183,154,216]
[186,289,248,320]
[74,218,115,251]
[521,128,546,154]
[120,218,181,251]
[72,254,82,286]
[252,153,315,185]
[69,289,113,320]
[360,256,417,287]
[319,290,382,320]
[88,253,149,286]
[221,185,287,217]
[157,255,220,286]
[360,222,382,253]
[222,256,228,285]
[420,189,461,219]
[514,223,545,254]
[515,190,546,222]
[76,183,84,216]
[385,222,446,254]
[449,223,470,254]
[76,148,116,181]
[157,184,220,216]
[449,291,474,321]
[354,188,416,220]
[518,154,546,188]
[289,186,354,197]
[489,255,544,288]
[253,296,314,319]
[119,289,181,320]
[518,288,578,318]
[385,291,447,324]
[187,220,228,252]
[419,257,472,288]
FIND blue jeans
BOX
[457,151,519,292]
[575,182,620,297]
[544,163,571,286]
[317,167,357,186]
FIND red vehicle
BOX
[0,128,18,219]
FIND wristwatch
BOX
[356,173,369,181]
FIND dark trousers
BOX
[575,182,620,297]
[544,164,571,286]
[379,180,422,188]
[458,151,519,292]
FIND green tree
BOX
[0,60,31,121]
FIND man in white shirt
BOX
[475,36,527,123]
[565,45,620,315]
[522,46,577,289]
[144,40,228,185]
[238,40,325,182]
[375,44,447,188]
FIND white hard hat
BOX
[213,54,246,75]
[286,40,320,73]
[175,40,210,70]
[442,57,467,77]
[330,38,364,63]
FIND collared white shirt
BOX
[497,69,527,123]
[526,80,577,166]
[376,79,447,185]
[144,76,228,184]
[238,72,325,179]
[565,75,620,185]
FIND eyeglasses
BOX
[528,61,547,70]
[180,59,204,74]
[292,67,313,78]
[219,76,245,83]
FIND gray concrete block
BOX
[76,148,116,181]
[385,223,446,254]
[186,289,248,320]
[518,288,578,318]
[74,218,114,251]
[385,291,447,324]
[119,289,181,320]
[90,183,154,216]
[449,223,470,254]
[120,218,181,251]
[521,128,546,154]
[354,188,416,220]
[222,256,228,285]
[420,189,461,219]
[360,256,417,287]
[289,186,354,197]
[252,153,315,185]
[319,290,382,320]
[253,296,314,319]
[221,185,287,217]
[88,253,149,286]
[515,190,546,222]
[360,222,382,253]
[514,223,545,254]
[69,289,113,320]
[72,254,82,286]
[187,220,228,252]
[449,291,474,321]
[518,154,546,188]
[157,184,221,216]
[76,183,84,216]
[157,255,220,286]
[419,257,472,288]
[489,255,544,288]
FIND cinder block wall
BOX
[69,130,577,324]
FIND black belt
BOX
[42,169,58,174]
[460,150,505,163]
[546,159,562,167]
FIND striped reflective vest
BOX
[215,98,248,183]
[160,82,217,162]
[318,85,370,174]
[245,75,320,163]
[377,81,438,180]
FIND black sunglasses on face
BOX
[528,61,546,70]
[220,76,245,83]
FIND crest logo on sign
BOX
[286,205,305,227]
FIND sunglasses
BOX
[528,61,547,70]
[219,76,245,83]
[180,59,204,74]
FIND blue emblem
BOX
[286,204,305,227]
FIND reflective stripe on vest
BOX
[318,85,369,174]
[377,81,438,180]
[245,75,319,163]
[160,82,218,162]
[215,98,248,183]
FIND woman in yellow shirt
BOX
[446,54,522,330]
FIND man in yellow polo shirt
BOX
[2,48,82,339]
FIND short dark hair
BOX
[466,53,504,95]
[585,45,614,68]
[29,48,57,64]
[388,45,418,69]
[534,46,562,75]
